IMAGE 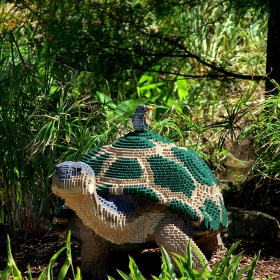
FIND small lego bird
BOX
[132,104,154,131]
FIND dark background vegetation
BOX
[0,0,279,246]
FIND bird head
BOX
[135,104,154,114]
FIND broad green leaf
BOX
[117,269,133,280]
[166,96,175,107]
[176,77,189,101]
[151,65,161,72]
[97,92,117,109]
[138,74,152,84]
[149,92,162,103]
[127,255,145,280]
[139,82,164,92]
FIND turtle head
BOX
[52,161,98,204]
[135,104,154,114]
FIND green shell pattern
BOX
[81,130,228,230]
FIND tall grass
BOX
[228,80,280,211]
[0,234,272,280]
[0,3,117,236]
[0,3,150,235]
[108,241,270,280]
[0,231,81,280]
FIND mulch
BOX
[0,224,279,279]
[209,237,280,280]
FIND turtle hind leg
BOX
[151,217,208,272]
[195,232,225,259]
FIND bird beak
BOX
[147,106,154,111]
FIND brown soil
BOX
[0,224,279,279]
[209,237,280,280]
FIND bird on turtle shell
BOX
[132,104,154,131]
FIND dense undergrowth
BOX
[0,231,270,280]
[108,240,264,280]
[222,81,280,217]
[0,0,271,235]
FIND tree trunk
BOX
[265,4,280,92]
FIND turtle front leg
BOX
[151,217,208,273]
[67,215,109,278]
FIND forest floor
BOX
[0,224,279,279]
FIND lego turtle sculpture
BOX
[52,104,228,278]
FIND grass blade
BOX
[117,270,133,280]
[127,255,145,280]
[159,246,177,279]
[6,235,22,280]
[58,231,73,280]
[25,264,33,280]
[38,245,67,280]
[245,251,260,280]
[74,267,82,280]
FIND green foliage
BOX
[4,0,267,99]
[0,235,22,280]
[225,79,280,211]
[108,241,268,280]
[0,237,273,280]
[0,28,104,235]
[155,246,177,280]
[0,231,81,280]
[248,82,280,179]
[172,243,210,280]
[110,256,146,280]
[0,0,270,234]
[0,2,120,235]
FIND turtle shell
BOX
[81,130,228,231]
